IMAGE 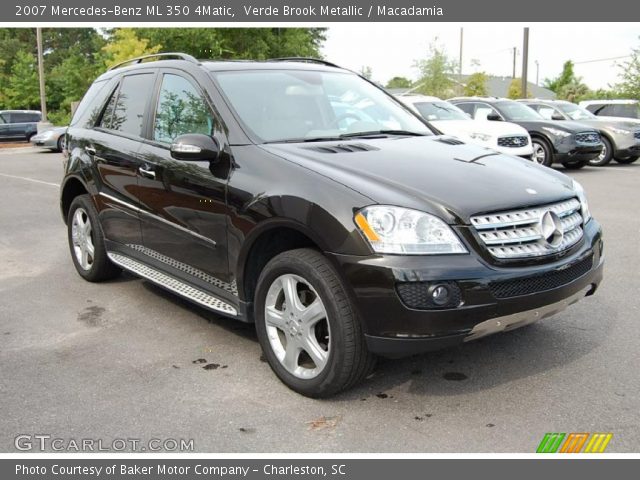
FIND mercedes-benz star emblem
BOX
[539,211,564,248]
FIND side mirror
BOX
[487,113,502,121]
[170,134,219,162]
[551,113,564,121]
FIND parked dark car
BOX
[0,110,41,141]
[520,99,640,166]
[448,97,602,169]
[60,54,604,397]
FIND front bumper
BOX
[329,219,603,357]
[554,139,603,163]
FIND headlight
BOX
[572,180,591,223]
[610,127,631,135]
[39,130,55,140]
[542,127,571,138]
[469,132,491,142]
[354,206,468,255]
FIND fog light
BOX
[429,284,451,306]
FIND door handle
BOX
[138,165,156,179]
[84,145,96,155]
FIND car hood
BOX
[260,136,575,224]
[513,119,598,133]
[430,120,529,137]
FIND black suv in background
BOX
[60,54,604,397]
[449,97,602,169]
[0,110,41,141]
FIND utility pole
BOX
[512,47,517,78]
[459,27,463,94]
[521,28,529,98]
[36,28,48,125]
[535,60,539,85]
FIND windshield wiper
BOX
[263,136,344,144]
[339,130,428,139]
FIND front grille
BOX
[575,132,601,144]
[497,135,529,148]
[471,198,584,259]
[488,255,593,299]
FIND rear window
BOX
[109,73,155,137]
[71,80,111,128]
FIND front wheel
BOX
[531,138,553,167]
[562,160,588,170]
[589,137,613,166]
[255,248,374,397]
[614,155,639,164]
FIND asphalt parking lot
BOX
[1,147,639,453]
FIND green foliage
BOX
[385,76,412,89]
[464,72,488,96]
[543,60,577,93]
[414,42,457,98]
[507,78,524,99]
[0,27,327,124]
[616,42,640,100]
[5,50,40,109]
[557,79,590,103]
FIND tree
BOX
[464,72,488,96]
[386,76,412,89]
[557,79,590,102]
[616,41,640,99]
[507,78,524,99]
[543,60,577,93]
[5,50,40,109]
[414,42,457,98]
[102,29,161,68]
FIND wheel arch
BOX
[60,175,90,224]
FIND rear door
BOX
[90,71,157,247]
[135,69,232,294]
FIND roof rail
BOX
[108,52,199,71]
[267,57,343,69]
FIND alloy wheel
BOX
[264,274,330,379]
[532,142,546,164]
[71,207,95,270]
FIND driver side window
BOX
[474,105,499,120]
[153,74,216,144]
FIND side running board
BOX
[107,252,238,316]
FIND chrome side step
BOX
[107,252,238,316]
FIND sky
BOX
[322,23,640,90]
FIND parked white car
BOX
[396,95,533,158]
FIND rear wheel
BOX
[562,160,588,170]
[255,248,374,397]
[589,137,613,166]
[614,155,639,164]
[67,194,121,282]
[531,138,553,167]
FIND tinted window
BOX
[536,106,557,120]
[71,80,111,128]
[153,74,215,144]
[99,86,119,129]
[494,101,542,121]
[454,102,475,115]
[474,104,501,120]
[110,73,154,137]
[11,113,40,123]
[0,114,7,124]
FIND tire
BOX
[56,135,65,152]
[589,136,613,166]
[562,160,588,170]
[614,155,639,164]
[26,132,36,143]
[67,194,121,282]
[531,137,553,167]
[255,248,375,397]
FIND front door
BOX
[136,71,232,296]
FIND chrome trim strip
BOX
[464,286,591,342]
[107,252,237,316]
[99,192,216,246]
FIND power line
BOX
[574,55,631,65]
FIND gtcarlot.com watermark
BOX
[14,434,194,452]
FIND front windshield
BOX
[213,70,432,143]
[413,101,469,121]
[557,103,596,120]
[496,101,543,121]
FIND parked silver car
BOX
[520,99,640,166]
[30,126,67,152]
